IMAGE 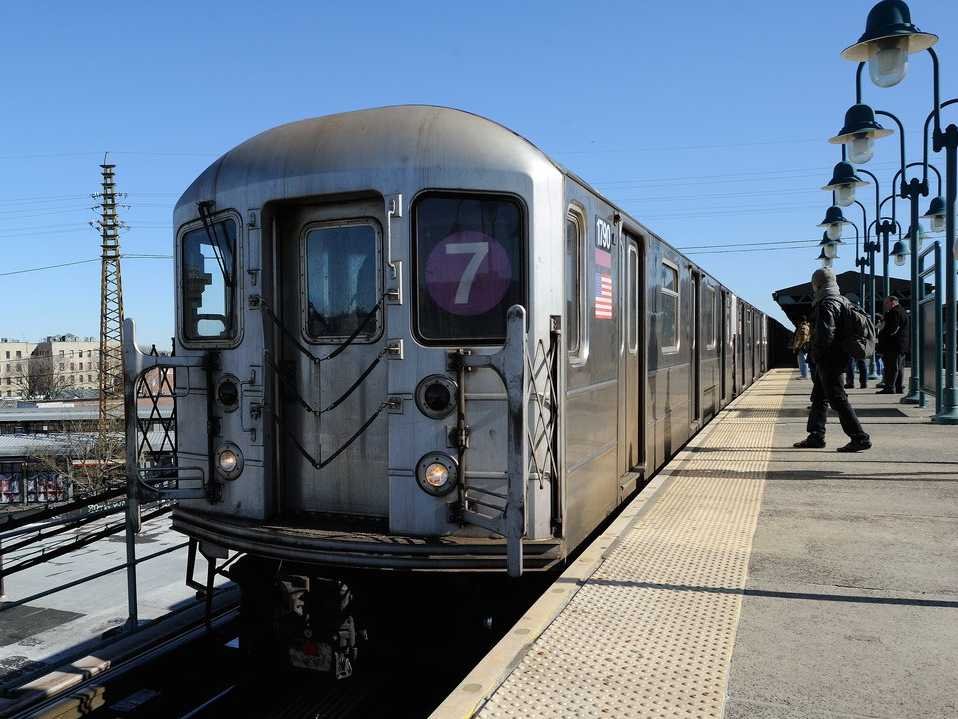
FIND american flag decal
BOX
[595,271,614,320]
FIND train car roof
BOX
[175,105,760,314]
[177,105,652,229]
[177,105,561,212]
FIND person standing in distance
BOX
[793,267,871,452]
[877,295,908,394]
[792,317,812,379]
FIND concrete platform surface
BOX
[432,369,958,719]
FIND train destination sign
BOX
[424,230,513,316]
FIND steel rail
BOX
[5,603,240,719]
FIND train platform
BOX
[432,368,958,719]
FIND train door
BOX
[624,235,642,472]
[274,200,389,518]
[738,304,748,394]
[720,290,728,403]
[691,269,701,427]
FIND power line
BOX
[678,238,824,250]
[0,151,216,161]
[0,255,171,278]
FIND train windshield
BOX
[304,222,379,340]
[181,218,237,341]
[414,193,524,344]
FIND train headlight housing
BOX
[415,375,458,419]
[416,452,458,497]
[215,442,244,481]
[216,375,240,412]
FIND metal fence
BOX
[918,241,943,415]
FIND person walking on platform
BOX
[877,296,908,394]
[793,268,871,452]
[792,318,812,379]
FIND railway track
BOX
[10,571,553,719]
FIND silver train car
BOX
[123,106,770,671]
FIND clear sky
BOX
[1,0,956,346]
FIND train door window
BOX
[304,221,381,341]
[413,193,525,344]
[704,285,717,350]
[628,244,639,353]
[660,260,680,353]
[181,217,238,341]
[566,210,585,359]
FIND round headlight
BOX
[215,442,244,481]
[216,376,240,412]
[416,452,458,497]
[415,375,458,419]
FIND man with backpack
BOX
[793,267,872,452]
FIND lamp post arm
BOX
[891,162,937,203]
[924,98,958,193]
[928,48,942,142]
[880,193,896,227]
[853,200,869,243]
[855,168,881,224]
[856,62,864,104]
[874,110,907,195]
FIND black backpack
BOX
[839,297,877,360]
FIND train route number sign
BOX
[424,231,513,316]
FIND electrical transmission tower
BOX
[92,159,126,452]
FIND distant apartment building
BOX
[0,338,38,399]
[30,335,101,398]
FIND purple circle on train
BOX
[424,231,513,316]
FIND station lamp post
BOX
[922,196,947,232]
[824,161,888,371]
[818,230,843,263]
[841,0,958,421]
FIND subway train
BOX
[123,105,776,674]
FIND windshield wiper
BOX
[197,201,233,288]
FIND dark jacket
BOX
[810,296,848,365]
[878,304,909,353]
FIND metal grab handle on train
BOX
[459,305,528,578]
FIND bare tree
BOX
[30,422,125,497]
[17,355,79,400]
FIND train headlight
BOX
[215,442,244,481]
[415,375,458,419]
[416,452,458,497]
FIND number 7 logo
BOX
[445,242,489,305]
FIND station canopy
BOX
[772,270,919,328]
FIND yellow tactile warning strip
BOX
[436,372,787,719]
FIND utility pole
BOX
[92,157,126,477]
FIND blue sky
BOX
[1,0,956,346]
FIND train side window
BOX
[660,261,680,353]
[566,210,585,360]
[413,193,525,344]
[181,217,237,341]
[304,222,380,341]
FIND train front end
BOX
[122,107,567,668]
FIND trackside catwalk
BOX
[432,368,958,719]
